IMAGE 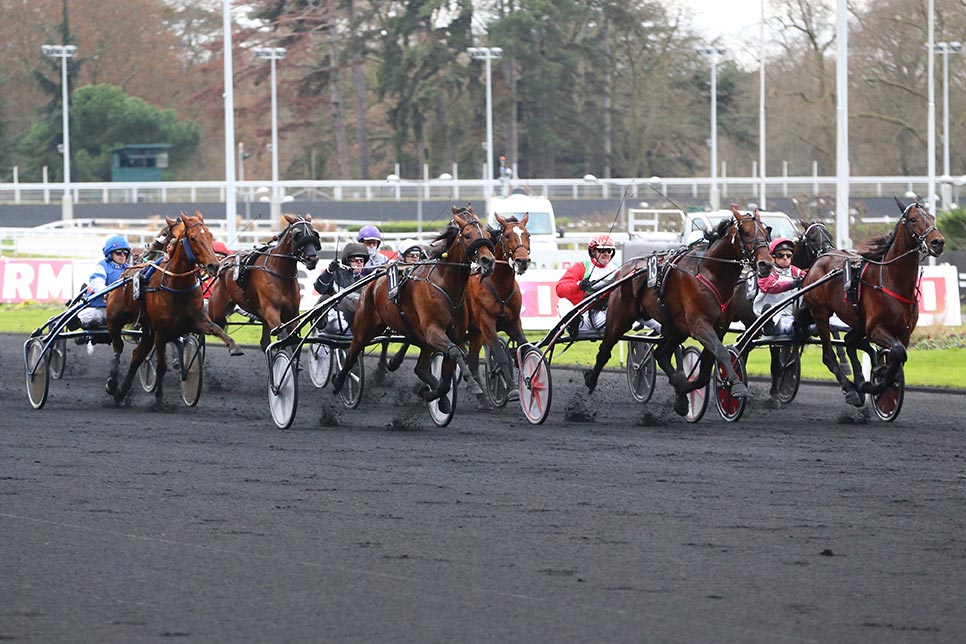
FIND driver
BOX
[555,233,619,336]
[75,235,132,330]
[314,242,370,333]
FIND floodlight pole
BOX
[42,44,77,221]
[467,47,503,202]
[696,46,725,210]
[254,46,287,221]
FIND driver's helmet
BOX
[357,225,382,245]
[399,239,424,260]
[212,240,230,256]
[102,235,132,260]
[341,242,369,265]
[769,237,795,255]
[587,233,616,256]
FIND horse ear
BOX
[165,216,177,227]
[193,209,204,220]
[496,213,506,226]
[283,214,296,224]
[894,196,907,212]
[521,212,529,225]
[304,213,312,221]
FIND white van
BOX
[486,191,559,268]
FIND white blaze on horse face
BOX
[512,225,525,238]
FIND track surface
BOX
[4,332,966,643]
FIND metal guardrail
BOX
[2,175,964,206]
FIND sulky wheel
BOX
[307,335,332,389]
[626,340,657,404]
[179,334,204,407]
[775,344,802,404]
[681,346,708,424]
[139,345,159,393]
[518,344,552,425]
[49,337,68,380]
[483,337,512,408]
[333,347,364,409]
[713,346,747,423]
[428,352,459,427]
[268,347,299,429]
[871,348,904,422]
[24,338,50,410]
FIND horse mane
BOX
[427,222,460,259]
[859,230,895,261]
[706,217,733,242]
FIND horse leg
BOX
[113,331,154,405]
[692,323,745,397]
[768,345,782,398]
[411,348,438,401]
[431,355,458,414]
[151,336,170,411]
[584,304,635,394]
[815,317,862,406]
[832,330,851,376]
[105,322,127,397]
[421,325,483,397]
[860,333,907,396]
[195,314,244,356]
[387,343,409,372]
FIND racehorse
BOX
[207,214,321,349]
[585,205,774,416]
[465,213,532,400]
[797,198,944,406]
[105,211,244,409]
[331,205,497,411]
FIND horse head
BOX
[495,212,532,275]
[730,205,774,278]
[793,221,835,269]
[894,197,945,258]
[177,210,220,277]
[282,213,321,270]
[450,205,496,276]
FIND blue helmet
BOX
[357,225,382,243]
[102,235,131,259]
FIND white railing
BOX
[1,175,964,206]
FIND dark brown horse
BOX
[207,214,321,349]
[105,211,243,408]
[798,198,944,406]
[331,206,497,410]
[585,205,774,416]
[465,213,531,398]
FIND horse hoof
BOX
[844,389,863,407]
[583,370,598,393]
[466,382,483,397]
[475,395,492,411]
[230,346,244,356]
[673,395,689,417]
[507,389,520,403]
[730,382,748,398]
[413,383,432,401]
[437,396,452,414]
[105,380,116,396]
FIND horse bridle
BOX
[733,214,771,265]
[801,222,835,259]
[901,202,939,255]
[456,216,495,262]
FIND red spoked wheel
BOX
[681,346,708,424]
[518,345,552,425]
[871,348,904,422]
[713,346,747,422]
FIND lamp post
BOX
[935,41,962,207]
[467,46,503,202]
[696,46,726,210]
[253,46,286,221]
[222,0,237,247]
[42,44,77,221]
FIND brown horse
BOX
[797,198,944,406]
[331,206,497,410]
[465,213,532,400]
[105,210,243,408]
[207,214,321,349]
[585,205,774,416]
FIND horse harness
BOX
[233,219,319,287]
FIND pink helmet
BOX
[768,237,794,255]
[212,241,230,255]
[588,233,616,255]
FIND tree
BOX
[17,84,200,181]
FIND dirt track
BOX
[3,331,966,643]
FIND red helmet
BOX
[588,233,616,256]
[212,241,230,255]
[768,237,794,255]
